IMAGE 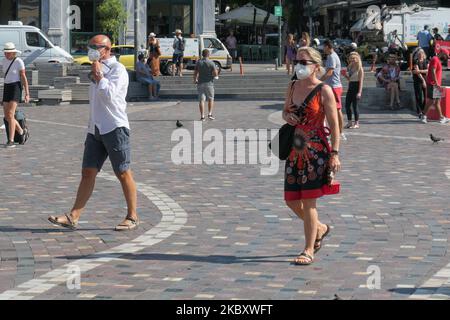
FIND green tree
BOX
[97,0,128,44]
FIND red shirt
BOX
[426,56,442,86]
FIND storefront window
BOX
[0,0,41,27]
[0,1,18,25]
[148,0,193,37]
[70,0,102,55]
[18,0,41,27]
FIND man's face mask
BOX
[88,44,107,62]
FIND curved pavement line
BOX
[268,111,449,143]
[408,167,450,300]
[0,125,188,300]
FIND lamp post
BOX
[309,0,313,38]
[134,0,139,71]
[278,0,282,67]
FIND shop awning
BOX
[216,3,279,26]
[320,0,381,10]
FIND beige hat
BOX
[3,42,21,54]
[148,32,156,38]
[175,29,182,34]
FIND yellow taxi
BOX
[73,45,135,70]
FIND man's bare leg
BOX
[115,170,139,227]
[199,101,205,119]
[208,99,214,116]
[49,168,98,224]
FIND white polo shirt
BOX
[2,57,25,84]
[88,56,130,135]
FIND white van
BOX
[0,21,73,66]
[158,35,232,75]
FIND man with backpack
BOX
[172,29,185,77]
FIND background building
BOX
[0,0,216,55]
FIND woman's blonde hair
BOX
[297,47,323,66]
[348,52,362,70]
[302,32,311,47]
[414,48,426,60]
[286,33,294,44]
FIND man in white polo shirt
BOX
[49,35,139,231]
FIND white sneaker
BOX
[421,115,428,124]
[439,117,449,124]
[340,133,347,141]
[0,124,5,130]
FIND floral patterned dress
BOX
[284,82,340,201]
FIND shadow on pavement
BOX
[258,103,283,111]
[59,252,296,264]
[388,287,450,297]
[0,226,114,233]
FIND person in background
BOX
[422,48,449,124]
[194,49,218,121]
[417,25,433,57]
[136,53,160,100]
[412,49,428,119]
[343,52,364,129]
[300,32,311,47]
[321,40,346,141]
[2,42,30,148]
[430,27,444,57]
[377,54,401,110]
[445,27,450,41]
[225,30,238,63]
[285,34,297,76]
[147,33,161,77]
[172,29,185,77]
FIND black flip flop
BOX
[314,224,331,254]
[294,252,314,266]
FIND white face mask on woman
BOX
[294,63,314,80]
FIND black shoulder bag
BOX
[269,82,324,160]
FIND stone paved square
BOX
[0,98,450,300]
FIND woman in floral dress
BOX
[282,47,341,265]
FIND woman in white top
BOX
[343,52,364,129]
[2,42,30,148]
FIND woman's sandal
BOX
[294,252,314,265]
[48,213,78,230]
[115,217,140,232]
[314,224,331,254]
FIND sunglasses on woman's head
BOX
[294,59,316,65]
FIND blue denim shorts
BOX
[82,126,131,174]
[172,53,184,66]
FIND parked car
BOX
[0,21,73,65]
[73,45,135,70]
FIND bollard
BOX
[408,53,413,71]
[239,57,244,76]
[275,58,278,70]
